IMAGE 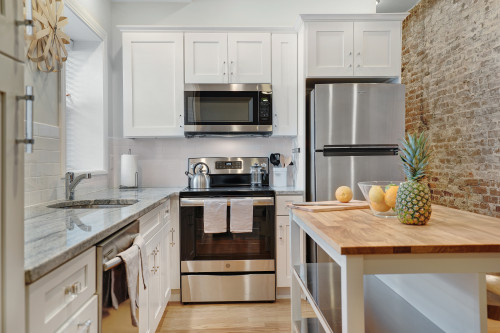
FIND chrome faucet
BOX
[65,172,92,200]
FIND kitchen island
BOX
[290,205,500,333]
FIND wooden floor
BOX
[156,299,294,332]
[156,299,500,332]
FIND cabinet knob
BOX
[357,64,360,68]
[357,52,361,56]
[349,51,352,55]
[349,64,352,68]
[78,320,92,333]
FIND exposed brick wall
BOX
[402,0,500,217]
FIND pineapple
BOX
[395,132,432,225]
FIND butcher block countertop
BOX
[291,205,500,255]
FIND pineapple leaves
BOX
[399,132,431,181]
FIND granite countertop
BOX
[24,187,182,284]
[272,186,304,195]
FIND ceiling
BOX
[109,0,422,13]
[376,0,421,13]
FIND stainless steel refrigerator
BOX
[307,83,406,202]
[305,83,406,329]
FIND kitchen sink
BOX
[47,199,139,209]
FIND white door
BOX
[0,53,25,333]
[122,32,184,137]
[0,0,24,60]
[161,222,171,307]
[147,230,163,333]
[354,21,401,77]
[227,33,271,83]
[306,22,354,77]
[184,33,228,84]
[271,34,297,136]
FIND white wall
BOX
[109,0,375,188]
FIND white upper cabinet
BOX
[307,22,354,77]
[122,32,184,137]
[185,33,228,83]
[185,32,271,84]
[306,17,403,78]
[271,34,297,136]
[353,21,401,77]
[228,33,271,83]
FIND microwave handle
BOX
[180,197,274,207]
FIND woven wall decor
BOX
[26,0,70,72]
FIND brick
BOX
[402,0,500,218]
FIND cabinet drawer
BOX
[163,199,171,222]
[28,247,96,333]
[55,295,98,333]
[140,206,162,239]
[276,195,303,216]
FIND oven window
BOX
[181,206,274,261]
[185,91,258,125]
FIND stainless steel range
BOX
[179,157,276,303]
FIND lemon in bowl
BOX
[358,181,401,218]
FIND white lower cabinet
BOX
[139,198,177,333]
[55,295,98,333]
[146,228,164,333]
[276,195,303,288]
[27,247,96,333]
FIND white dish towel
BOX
[204,199,227,233]
[117,244,141,327]
[230,198,254,233]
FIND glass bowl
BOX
[358,181,402,218]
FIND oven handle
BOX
[180,197,275,207]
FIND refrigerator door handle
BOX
[322,145,399,156]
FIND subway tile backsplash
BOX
[109,136,296,188]
[24,122,108,218]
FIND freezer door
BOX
[313,83,405,148]
[314,152,404,201]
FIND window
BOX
[62,4,107,174]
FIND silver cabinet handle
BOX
[78,319,92,333]
[279,225,283,240]
[170,227,175,247]
[65,281,82,297]
[16,86,34,153]
[223,61,226,75]
[16,1,33,36]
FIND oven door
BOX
[180,196,275,262]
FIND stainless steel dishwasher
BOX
[96,220,140,333]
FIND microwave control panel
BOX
[258,94,272,123]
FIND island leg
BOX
[341,255,365,333]
[290,214,302,329]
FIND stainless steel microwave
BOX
[184,84,272,137]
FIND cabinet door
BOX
[146,230,163,333]
[306,22,354,77]
[185,33,228,83]
[169,198,180,289]
[271,34,297,136]
[122,32,184,137]
[353,21,401,77]
[276,215,290,288]
[0,0,24,61]
[228,33,271,83]
[161,222,171,307]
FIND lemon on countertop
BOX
[335,186,353,203]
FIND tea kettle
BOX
[185,162,210,189]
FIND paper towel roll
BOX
[121,154,138,187]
